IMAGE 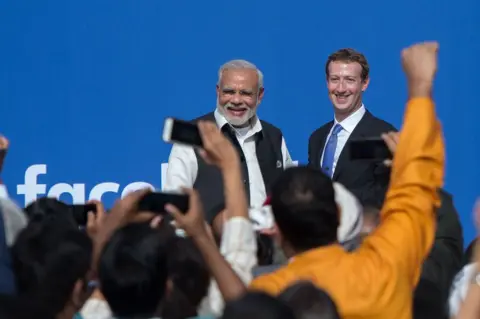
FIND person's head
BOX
[24,197,78,229]
[325,48,370,120]
[11,218,93,319]
[279,281,340,319]
[98,222,171,318]
[216,59,264,127]
[270,166,339,257]
[221,292,295,319]
[160,236,210,319]
[0,294,54,319]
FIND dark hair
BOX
[279,281,340,319]
[270,166,339,251]
[23,197,77,229]
[11,219,92,316]
[0,294,54,319]
[161,237,210,319]
[325,48,369,81]
[98,223,171,318]
[221,292,295,319]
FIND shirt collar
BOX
[213,108,263,136]
[334,104,366,134]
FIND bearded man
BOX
[164,59,293,224]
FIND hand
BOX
[101,188,152,233]
[401,42,439,96]
[198,121,239,169]
[0,135,9,173]
[165,187,208,239]
[86,200,106,239]
[381,131,400,167]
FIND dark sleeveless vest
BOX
[192,112,284,223]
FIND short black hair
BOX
[98,223,172,318]
[0,294,55,319]
[279,281,340,319]
[24,197,77,229]
[11,219,92,316]
[161,237,210,319]
[270,166,339,251]
[221,292,295,319]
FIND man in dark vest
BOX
[164,59,293,229]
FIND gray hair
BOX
[218,59,264,89]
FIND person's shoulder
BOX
[365,112,397,131]
[309,121,333,142]
[259,119,284,141]
[191,112,215,123]
[259,119,282,133]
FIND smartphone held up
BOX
[162,117,203,148]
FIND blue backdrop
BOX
[1,0,479,243]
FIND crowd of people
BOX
[0,41,479,319]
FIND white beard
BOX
[216,98,257,127]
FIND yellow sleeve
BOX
[359,97,444,287]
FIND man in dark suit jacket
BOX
[308,48,396,206]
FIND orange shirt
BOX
[249,97,444,319]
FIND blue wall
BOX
[1,0,479,243]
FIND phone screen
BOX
[349,138,392,160]
[138,192,189,215]
[169,119,203,147]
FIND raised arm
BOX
[358,42,444,288]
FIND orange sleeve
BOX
[358,97,444,288]
[249,273,284,295]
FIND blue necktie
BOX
[321,124,343,178]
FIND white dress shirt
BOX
[198,216,256,316]
[163,109,293,209]
[448,262,477,317]
[320,105,366,175]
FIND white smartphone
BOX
[162,117,203,147]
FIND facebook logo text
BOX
[15,164,169,206]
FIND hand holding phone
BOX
[349,137,392,161]
[70,203,97,226]
[138,192,190,215]
[163,118,203,148]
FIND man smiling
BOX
[164,59,293,224]
[308,49,396,207]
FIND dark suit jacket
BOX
[308,110,396,206]
[414,189,463,318]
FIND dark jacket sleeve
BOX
[413,189,464,313]
[307,129,320,169]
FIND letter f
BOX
[17,164,47,205]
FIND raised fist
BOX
[401,42,439,85]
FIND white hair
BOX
[218,59,264,89]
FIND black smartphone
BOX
[349,137,392,160]
[162,117,203,148]
[138,192,189,215]
[70,204,97,226]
